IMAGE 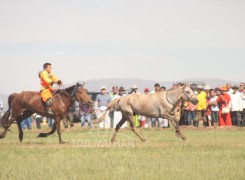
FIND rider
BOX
[39,63,62,115]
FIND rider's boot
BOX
[45,98,54,115]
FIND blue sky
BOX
[0,0,245,94]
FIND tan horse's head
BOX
[182,84,198,105]
[74,83,92,107]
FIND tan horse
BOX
[0,83,92,144]
[94,84,198,142]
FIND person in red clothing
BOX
[216,86,232,126]
[206,91,212,127]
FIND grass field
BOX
[0,124,244,180]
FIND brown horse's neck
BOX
[54,85,77,114]
[166,87,184,106]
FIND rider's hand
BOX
[57,80,62,85]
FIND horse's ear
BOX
[76,82,80,87]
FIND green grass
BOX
[0,125,244,180]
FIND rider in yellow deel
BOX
[39,63,62,115]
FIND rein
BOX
[166,89,182,106]
[166,90,175,106]
[52,85,62,96]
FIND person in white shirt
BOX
[240,87,245,127]
[150,83,160,127]
[110,85,119,128]
[226,83,234,95]
[209,90,220,127]
[230,86,243,126]
[112,87,127,128]
[238,82,245,95]
[95,87,111,129]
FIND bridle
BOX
[183,91,195,102]
[71,86,90,105]
[166,88,194,106]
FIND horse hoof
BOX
[182,137,188,141]
[141,138,146,142]
[59,141,67,144]
[19,136,23,142]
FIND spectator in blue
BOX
[47,118,54,128]
[80,103,92,128]
[21,117,32,130]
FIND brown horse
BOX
[94,84,198,142]
[0,83,92,144]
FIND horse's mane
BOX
[168,85,185,92]
[56,85,76,94]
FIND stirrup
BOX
[45,108,54,115]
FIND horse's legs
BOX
[38,123,57,138]
[17,120,24,142]
[55,117,64,144]
[111,116,127,143]
[0,117,16,139]
[128,115,146,142]
[16,110,33,142]
[168,116,187,140]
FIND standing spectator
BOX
[151,83,161,127]
[186,101,197,126]
[143,88,151,128]
[205,85,211,93]
[160,86,166,91]
[95,86,111,129]
[63,105,74,129]
[47,118,54,128]
[230,85,243,126]
[241,87,245,126]
[130,85,141,128]
[80,103,92,128]
[21,117,32,130]
[110,85,119,128]
[151,83,160,93]
[195,85,207,127]
[110,85,119,100]
[226,83,234,95]
[215,87,222,96]
[239,82,245,95]
[34,114,42,129]
[113,87,127,128]
[179,100,189,126]
[209,90,219,128]
[206,91,212,126]
[217,86,232,126]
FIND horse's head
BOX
[182,84,198,105]
[73,82,92,107]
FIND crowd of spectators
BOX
[179,82,245,127]
[1,82,244,130]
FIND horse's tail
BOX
[1,93,17,128]
[92,98,121,124]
